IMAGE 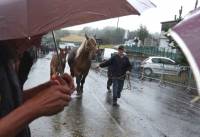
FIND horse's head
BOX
[59,48,68,57]
[84,34,97,57]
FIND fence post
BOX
[159,63,165,86]
[186,67,192,91]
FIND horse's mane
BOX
[76,39,87,58]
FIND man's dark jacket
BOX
[100,54,132,79]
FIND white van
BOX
[101,48,118,61]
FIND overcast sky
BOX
[65,0,198,33]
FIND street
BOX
[24,54,200,137]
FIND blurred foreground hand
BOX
[25,73,75,117]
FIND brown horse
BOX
[68,34,97,95]
[50,48,68,78]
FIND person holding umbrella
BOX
[0,39,75,137]
[0,0,155,136]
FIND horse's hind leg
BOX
[50,66,56,79]
[61,62,66,74]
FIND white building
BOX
[159,32,177,53]
[159,20,180,53]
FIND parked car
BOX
[141,56,185,76]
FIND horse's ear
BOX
[85,33,89,40]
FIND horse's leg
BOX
[50,58,54,78]
[61,64,65,74]
[70,68,74,77]
[50,67,53,78]
[61,60,66,74]
[76,75,83,95]
[50,65,56,79]
[80,72,88,93]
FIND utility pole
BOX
[195,0,198,9]
[116,17,119,29]
[178,6,183,21]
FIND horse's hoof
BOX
[76,92,82,98]
[80,87,83,93]
[80,90,83,94]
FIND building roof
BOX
[161,20,180,32]
[161,20,180,24]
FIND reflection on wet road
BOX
[24,54,200,137]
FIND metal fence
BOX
[124,46,183,61]
[131,60,197,93]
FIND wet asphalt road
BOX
[24,54,200,137]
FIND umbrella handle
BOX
[52,31,63,75]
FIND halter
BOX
[76,37,96,59]
[96,69,132,91]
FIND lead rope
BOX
[110,74,131,91]
[96,69,131,91]
[125,74,131,90]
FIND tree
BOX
[104,27,125,44]
[136,25,149,45]
[81,27,125,44]
[128,31,137,40]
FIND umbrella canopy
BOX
[0,0,155,41]
[170,7,200,95]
